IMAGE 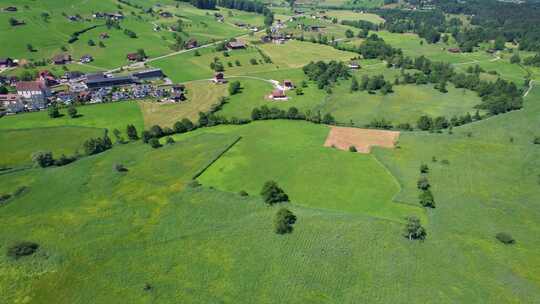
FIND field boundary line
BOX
[192,136,242,180]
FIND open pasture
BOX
[195,120,424,221]
[322,81,483,126]
[0,101,144,132]
[0,126,103,168]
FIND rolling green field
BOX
[0,126,104,168]
[1,0,540,302]
[322,81,483,126]
[0,102,144,132]
[195,120,424,221]
[0,0,257,74]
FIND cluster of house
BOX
[270,80,295,101]
[92,12,124,20]
[0,67,188,114]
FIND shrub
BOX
[126,124,139,140]
[239,190,249,196]
[417,176,430,190]
[32,151,54,168]
[274,207,297,234]
[496,232,515,244]
[349,146,357,152]
[149,138,161,149]
[166,137,175,145]
[419,189,435,208]
[54,154,76,166]
[420,164,429,174]
[7,241,39,259]
[67,105,78,118]
[533,136,540,144]
[48,105,60,118]
[228,81,241,95]
[261,181,289,205]
[403,216,426,240]
[114,163,128,172]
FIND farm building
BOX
[52,54,71,65]
[283,80,295,89]
[15,80,50,108]
[0,94,24,113]
[348,61,360,69]
[213,72,227,84]
[85,74,136,89]
[126,52,147,62]
[185,39,198,49]
[80,55,94,63]
[132,68,164,81]
[0,58,14,68]
[270,89,287,100]
[227,41,246,50]
[159,11,173,18]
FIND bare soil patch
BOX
[324,126,400,153]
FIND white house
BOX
[16,80,50,109]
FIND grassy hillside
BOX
[0,102,144,132]
[0,126,104,168]
[194,120,423,221]
[322,81,483,126]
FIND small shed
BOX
[52,54,71,65]
[271,89,287,100]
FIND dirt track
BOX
[324,126,400,153]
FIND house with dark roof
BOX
[227,41,246,50]
[85,74,136,89]
[185,39,198,49]
[213,72,227,84]
[132,69,164,81]
[80,55,93,63]
[52,54,72,65]
[0,58,14,68]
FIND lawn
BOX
[258,40,357,68]
[0,126,104,168]
[218,69,327,119]
[194,120,424,221]
[321,81,483,126]
[325,10,385,24]
[0,102,144,133]
[139,80,228,127]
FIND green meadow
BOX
[0,126,103,168]
[322,81,483,126]
[195,120,424,221]
[0,102,144,132]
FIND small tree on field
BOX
[228,81,241,95]
[6,241,39,259]
[126,124,138,141]
[349,146,357,152]
[495,232,515,244]
[149,138,161,149]
[274,207,297,234]
[141,131,152,143]
[48,105,60,118]
[32,151,54,168]
[112,128,125,144]
[417,176,430,190]
[67,104,78,118]
[166,137,175,145]
[420,164,429,174]
[261,180,289,205]
[403,216,426,240]
[419,189,435,208]
[350,76,359,92]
